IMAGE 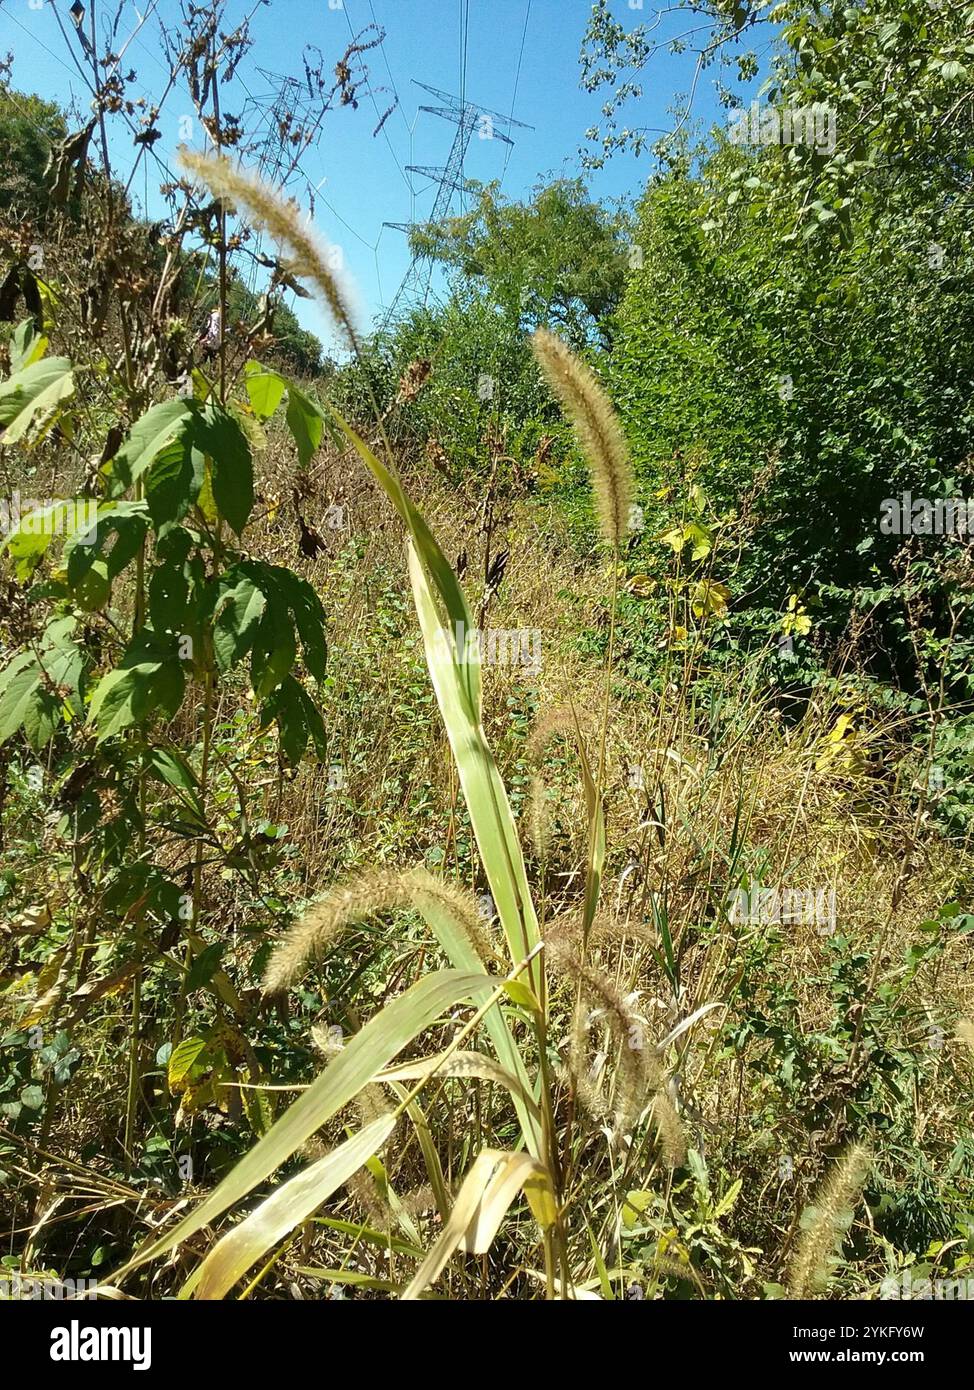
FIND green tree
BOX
[410,179,631,348]
[0,86,67,216]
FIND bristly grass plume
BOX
[262,867,494,993]
[788,1143,872,1298]
[178,149,361,354]
[531,328,634,547]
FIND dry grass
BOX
[4,408,972,1301]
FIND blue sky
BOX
[1,0,767,348]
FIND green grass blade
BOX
[112,968,495,1281]
[416,895,543,1155]
[408,542,542,998]
[193,1115,396,1299]
[328,408,481,712]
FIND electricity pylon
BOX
[381,81,532,329]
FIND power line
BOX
[381,81,532,328]
[501,0,531,187]
[367,0,410,138]
[458,0,470,210]
[345,2,413,198]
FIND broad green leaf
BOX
[148,560,190,636]
[185,942,226,994]
[0,651,42,744]
[244,361,287,420]
[24,618,84,746]
[144,747,205,823]
[10,320,48,372]
[212,572,267,672]
[168,1036,209,1092]
[103,399,196,497]
[622,1189,654,1231]
[64,502,150,590]
[1,500,97,580]
[148,528,195,636]
[284,381,325,466]
[145,437,203,532]
[196,456,218,524]
[273,568,327,682]
[250,607,297,699]
[0,617,85,749]
[0,357,74,444]
[198,403,253,535]
[145,747,199,796]
[503,979,542,1013]
[87,632,185,741]
[258,673,327,763]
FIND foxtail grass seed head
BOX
[345,1168,389,1228]
[262,867,496,993]
[531,328,634,546]
[402,1185,437,1220]
[177,149,360,353]
[548,937,662,1139]
[652,1088,687,1169]
[526,705,590,763]
[788,1143,872,1298]
[526,773,554,860]
[355,1083,393,1128]
[263,869,414,994]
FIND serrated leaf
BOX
[0,357,74,444]
[168,1035,209,1093]
[244,362,287,421]
[258,673,327,763]
[104,399,196,497]
[250,607,297,698]
[212,572,267,671]
[273,568,327,681]
[198,403,253,536]
[87,633,185,741]
[0,651,41,744]
[2,500,96,580]
[145,437,203,532]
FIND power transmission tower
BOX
[382,80,532,329]
[239,66,334,291]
